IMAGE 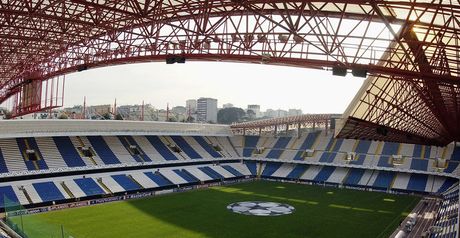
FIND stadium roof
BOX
[0,0,458,145]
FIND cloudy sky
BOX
[60,61,365,114]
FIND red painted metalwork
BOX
[0,1,458,144]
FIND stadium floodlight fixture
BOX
[351,68,368,78]
[332,66,347,76]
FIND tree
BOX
[101,112,112,120]
[246,109,256,120]
[58,114,68,119]
[186,116,195,123]
[167,117,177,122]
[115,114,123,120]
[3,110,13,120]
[217,107,246,124]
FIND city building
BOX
[197,97,218,123]
[247,104,261,118]
[186,99,197,114]
[288,109,303,116]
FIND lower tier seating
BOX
[0,162,252,208]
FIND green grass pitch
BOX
[12,180,420,238]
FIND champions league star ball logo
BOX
[227,201,295,216]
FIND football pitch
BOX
[11,180,420,238]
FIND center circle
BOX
[227,201,295,216]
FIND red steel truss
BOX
[0,1,458,144]
[231,114,335,135]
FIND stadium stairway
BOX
[69,136,99,166]
[98,176,124,193]
[122,136,152,162]
[22,184,42,204]
[11,186,31,206]
[63,180,87,199]
[96,178,114,194]
[256,162,265,178]
[60,181,75,199]
[205,137,227,157]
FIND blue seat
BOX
[145,136,178,161]
[372,171,395,190]
[86,136,120,165]
[286,164,308,179]
[222,165,244,177]
[406,174,428,192]
[170,136,202,159]
[199,167,223,180]
[144,171,173,187]
[74,178,105,196]
[193,136,222,158]
[313,166,335,182]
[173,169,199,183]
[33,182,65,202]
[0,186,19,208]
[261,162,282,177]
[242,136,259,157]
[53,137,86,167]
[343,168,365,186]
[112,175,141,191]
[244,161,257,175]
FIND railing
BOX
[0,157,246,178]
[244,157,460,179]
[0,120,233,139]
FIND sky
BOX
[58,61,365,114]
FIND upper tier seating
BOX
[233,132,459,175]
[0,135,230,174]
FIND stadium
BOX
[0,1,458,238]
